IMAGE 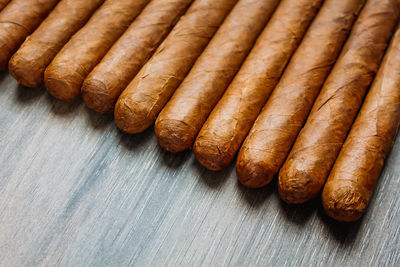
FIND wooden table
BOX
[0,71,399,266]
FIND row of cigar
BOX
[2,0,400,222]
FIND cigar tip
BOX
[44,68,80,101]
[82,78,114,114]
[278,167,321,204]
[322,181,368,222]
[193,137,232,171]
[236,150,274,188]
[155,118,195,153]
[9,55,43,88]
[114,97,152,133]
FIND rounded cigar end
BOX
[44,68,80,101]
[82,78,114,114]
[278,164,322,204]
[322,180,368,222]
[114,97,153,134]
[193,137,233,171]
[236,149,274,188]
[155,118,196,153]
[9,54,43,87]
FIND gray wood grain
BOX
[0,71,399,267]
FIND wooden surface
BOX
[0,71,399,266]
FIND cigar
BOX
[322,26,400,222]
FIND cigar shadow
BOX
[279,195,318,225]
[83,107,114,130]
[46,93,82,117]
[318,205,362,246]
[118,125,155,151]
[0,70,10,90]
[237,178,276,209]
[15,84,46,104]
[192,158,233,189]
[159,148,192,170]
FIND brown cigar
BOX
[322,26,400,222]
[154,0,279,153]
[236,0,365,188]
[82,0,193,114]
[0,0,58,70]
[278,0,400,204]
[44,0,150,101]
[114,0,238,134]
[193,0,323,171]
[9,0,104,88]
